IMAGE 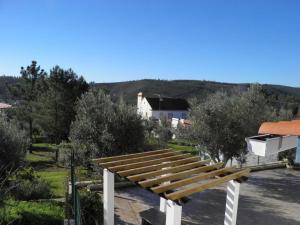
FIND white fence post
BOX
[224,180,240,225]
[103,168,114,225]
[165,200,182,225]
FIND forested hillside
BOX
[1,76,300,109]
[95,79,300,106]
[0,76,19,102]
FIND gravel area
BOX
[113,168,300,225]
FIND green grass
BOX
[36,170,68,198]
[32,143,57,149]
[25,151,53,162]
[25,143,69,198]
[0,199,64,225]
[168,143,198,155]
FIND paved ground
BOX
[113,168,300,225]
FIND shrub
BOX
[10,167,52,200]
[79,191,103,225]
[0,113,29,169]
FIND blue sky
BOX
[0,0,300,86]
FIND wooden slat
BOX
[117,156,199,177]
[165,169,251,200]
[151,166,234,193]
[140,162,224,188]
[92,149,172,163]
[108,153,192,172]
[99,151,178,167]
[128,159,211,182]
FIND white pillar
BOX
[165,200,182,225]
[295,138,300,165]
[224,180,240,225]
[160,197,167,212]
[103,169,114,225]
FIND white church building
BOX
[137,92,189,121]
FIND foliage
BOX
[36,66,89,144]
[154,118,172,146]
[189,84,275,164]
[8,61,47,144]
[79,191,103,225]
[0,199,64,225]
[0,113,29,170]
[69,88,145,165]
[10,167,52,200]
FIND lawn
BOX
[0,199,64,225]
[26,144,69,198]
[168,142,198,155]
[36,170,68,198]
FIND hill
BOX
[95,79,300,105]
[1,76,300,107]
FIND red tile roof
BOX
[259,120,300,136]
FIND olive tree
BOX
[190,84,275,164]
[69,88,145,165]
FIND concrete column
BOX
[165,200,182,225]
[295,138,300,165]
[103,169,114,225]
[160,197,167,213]
[224,180,240,225]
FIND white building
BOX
[0,103,12,110]
[137,92,189,120]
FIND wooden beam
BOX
[92,149,172,163]
[108,153,192,172]
[141,162,225,189]
[151,167,233,193]
[99,151,178,167]
[128,159,211,182]
[165,169,251,201]
[117,156,199,177]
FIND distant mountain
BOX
[94,79,300,105]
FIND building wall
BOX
[137,92,188,120]
[137,96,153,119]
[152,110,188,120]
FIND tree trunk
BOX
[29,119,33,153]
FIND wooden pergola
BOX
[93,149,250,225]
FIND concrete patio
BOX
[113,168,300,225]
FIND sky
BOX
[0,0,300,86]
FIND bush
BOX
[80,191,103,225]
[0,113,29,169]
[10,168,52,200]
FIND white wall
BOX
[137,93,188,120]
[152,110,188,120]
[137,96,153,119]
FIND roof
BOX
[259,120,300,136]
[146,97,189,111]
[93,149,250,204]
[0,103,12,109]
